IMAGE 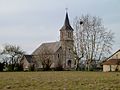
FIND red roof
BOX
[103,59,120,65]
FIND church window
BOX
[68,32,71,38]
[69,48,70,52]
[58,54,59,58]
[70,33,72,38]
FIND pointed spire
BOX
[64,12,71,27]
[60,11,73,31]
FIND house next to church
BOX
[103,49,120,72]
[20,12,75,70]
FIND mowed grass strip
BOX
[0,71,120,90]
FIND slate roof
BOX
[20,55,34,63]
[32,42,61,55]
[60,12,73,31]
[102,59,120,65]
[24,55,34,63]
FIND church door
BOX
[67,60,72,68]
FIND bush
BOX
[0,62,5,71]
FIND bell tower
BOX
[60,11,74,69]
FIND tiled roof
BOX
[102,59,120,65]
[104,49,120,61]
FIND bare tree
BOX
[73,15,114,71]
[73,47,84,70]
[1,44,25,71]
[37,47,53,71]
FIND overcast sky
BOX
[0,0,120,54]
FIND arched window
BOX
[58,54,59,58]
[68,32,71,38]
[60,32,64,40]
[69,48,70,53]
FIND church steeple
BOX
[60,11,74,41]
[64,12,70,27]
[59,11,74,69]
[60,11,73,31]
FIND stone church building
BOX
[20,12,75,70]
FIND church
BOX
[20,12,75,70]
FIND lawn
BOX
[0,71,120,90]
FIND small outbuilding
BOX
[20,55,36,71]
[102,49,120,72]
[103,59,120,72]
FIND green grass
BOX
[0,71,120,90]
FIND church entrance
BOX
[67,60,72,68]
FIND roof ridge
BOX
[104,49,120,61]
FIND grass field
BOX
[0,71,120,90]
